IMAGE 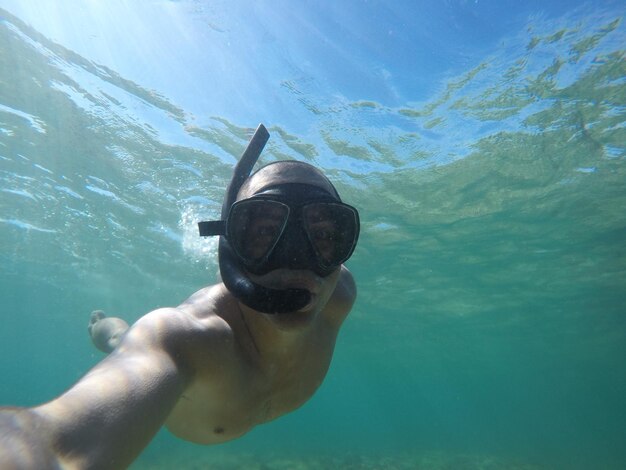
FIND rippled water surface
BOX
[1,1,625,468]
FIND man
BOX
[0,125,359,469]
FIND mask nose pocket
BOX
[269,222,318,271]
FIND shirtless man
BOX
[0,125,360,469]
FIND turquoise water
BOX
[1,1,625,468]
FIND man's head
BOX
[237,161,339,200]
[230,161,358,278]
[198,125,359,314]
[230,161,358,321]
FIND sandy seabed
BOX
[133,451,547,469]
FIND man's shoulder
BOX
[122,287,237,373]
[334,266,356,307]
[323,266,356,327]
[120,284,236,357]
[176,283,233,318]
[339,266,356,296]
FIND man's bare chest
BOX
[165,333,336,444]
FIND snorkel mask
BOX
[198,124,359,314]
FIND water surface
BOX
[0,2,624,468]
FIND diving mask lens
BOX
[227,198,359,271]
[302,202,360,268]
[228,199,290,265]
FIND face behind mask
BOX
[197,124,359,314]
[227,183,360,277]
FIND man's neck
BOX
[238,302,314,363]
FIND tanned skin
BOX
[0,163,357,469]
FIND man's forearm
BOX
[0,307,209,469]
[33,313,189,469]
[0,407,61,469]
[34,347,184,469]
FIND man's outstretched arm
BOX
[0,407,60,469]
[0,307,219,469]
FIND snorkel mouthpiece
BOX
[198,124,311,314]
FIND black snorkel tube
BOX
[198,124,310,314]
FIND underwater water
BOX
[1,1,625,468]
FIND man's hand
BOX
[88,310,129,353]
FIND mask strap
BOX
[198,220,225,236]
